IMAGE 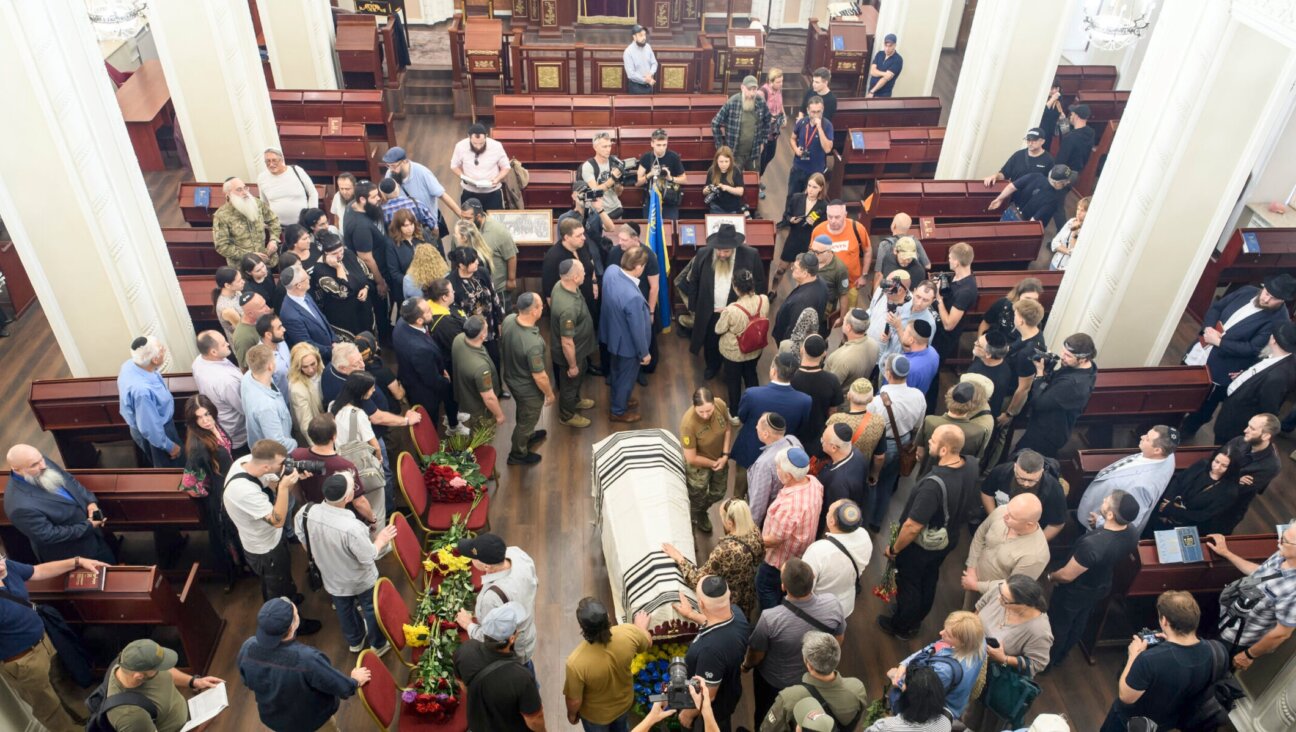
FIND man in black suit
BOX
[680,224,766,380]
[4,445,115,563]
[1213,323,1296,443]
[392,297,454,429]
[1182,273,1296,437]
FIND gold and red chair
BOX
[373,577,423,669]
[396,450,489,540]
[355,646,467,731]
[409,404,497,481]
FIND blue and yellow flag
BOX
[647,183,672,332]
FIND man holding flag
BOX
[606,221,668,386]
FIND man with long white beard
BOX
[711,75,772,171]
[3,444,116,563]
[214,176,282,268]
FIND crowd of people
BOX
[4,31,1296,732]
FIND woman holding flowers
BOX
[661,499,765,619]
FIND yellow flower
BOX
[422,557,436,573]
[403,623,431,648]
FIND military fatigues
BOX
[451,333,500,428]
[818,255,850,325]
[679,399,732,524]
[212,200,281,268]
[500,314,549,458]
[550,283,596,419]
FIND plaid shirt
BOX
[710,93,772,167]
[382,194,439,233]
[762,476,824,569]
[1220,551,1296,646]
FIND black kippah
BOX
[765,413,787,431]
[130,337,148,350]
[701,575,728,598]
[832,422,853,443]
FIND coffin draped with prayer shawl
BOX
[591,429,700,639]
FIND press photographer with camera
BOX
[672,575,751,732]
[704,147,746,214]
[580,132,627,219]
[223,439,324,634]
[1010,332,1098,459]
[931,242,977,363]
[635,129,688,222]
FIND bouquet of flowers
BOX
[630,642,691,729]
[424,463,477,503]
[872,522,901,604]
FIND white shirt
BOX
[333,404,376,446]
[1228,352,1290,395]
[803,530,873,617]
[257,166,319,225]
[869,383,926,439]
[330,192,349,227]
[222,455,283,554]
[1049,218,1077,270]
[713,265,734,313]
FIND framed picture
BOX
[491,210,554,244]
[704,214,746,238]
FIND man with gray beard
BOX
[681,224,766,380]
[3,444,115,563]
[214,176,282,268]
[711,75,772,171]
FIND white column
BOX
[1044,0,1296,366]
[258,0,340,90]
[1232,652,1296,731]
[148,0,280,182]
[0,0,197,376]
[935,0,1080,179]
[874,0,954,97]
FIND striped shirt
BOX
[762,477,824,568]
[1220,551,1296,647]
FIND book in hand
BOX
[1154,526,1205,564]
[179,683,229,732]
[65,567,106,592]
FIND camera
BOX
[647,656,699,710]
[597,156,629,185]
[1030,347,1061,373]
[283,456,326,475]
[576,185,602,203]
[883,276,906,296]
[91,509,105,522]
[1137,628,1162,646]
[935,272,953,296]
[702,185,719,206]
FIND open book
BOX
[179,683,228,732]
[1154,527,1204,564]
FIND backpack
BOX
[1178,640,1246,732]
[797,682,865,731]
[733,296,770,354]
[84,665,158,732]
[887,646,965,714]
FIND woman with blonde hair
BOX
[452,219,495,279]
[403,243,450,299]
[886,610,987,718]
[705,146,745,214]
[287,342,324,443]
[1050,195,1090,270]
[660,498,765,619]
[757,68,786,189]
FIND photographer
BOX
[559,185,616,276]
[580,132,626,219]
[1011,333,1098,459]
[673,575,750,732]
[222,439,324,634]
[787,96,833,197]
[705,147,746,214]
[1206,525,1296,671]
[932,242,977,363]
[635,129,688,222]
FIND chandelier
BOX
[86,0,149,41]
[1083,3,1152,51]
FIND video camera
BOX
[284,456,326,475]
[883,276,907,296]
[575,184,603,203]
[646,656,699,711]
[596,156,630,185]
[1029,347,1061,374]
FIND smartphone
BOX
[91,509,105,522]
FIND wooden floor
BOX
[6,43,1292,732]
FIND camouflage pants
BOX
[686,463,729,519]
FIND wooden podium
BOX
[464,19,504,122]
[724,29,764,95]
[827,12,876,95]
[26,563,225,673]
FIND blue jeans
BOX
[582,714,630,732]
[1000,206,1022,222]
[334,586,382,649]
[787,166,811,198]
[608,354,640,415]
[868,439,900,529]
[756,562,784,611]
[130,423,183,468]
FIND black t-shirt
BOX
[1115,640,1217,727]
[605,244,661,302]
[685,608,751,722]
[818,449,868,535]
[969,358,1017,418]
[452,640,542,732]
[342,210,376,254]
[1000,148,1055,181]
[979,462,1068,529]
[901,461,979,549]
[1069,524,1138,593]
[800,88,838,122]
[980,297,1017,339]
[1057,125,1098,171]
[637,150,686,184]
[937,275,978,342]
[790,367,843,455]
[541,243,598,305]
[1008,330,1046,380]
[1009,173,1069,222]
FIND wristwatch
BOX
[188,675,202,689]
[1244,648,1257,660]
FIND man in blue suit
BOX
[1182,273,1295,437]
[4,445,115,564]
[599,248,652,422]
[392,297,454,428]
[279,265,336,364]
[732,351,813,493]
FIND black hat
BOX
[984,330,1009,350]
[765,412,787,431]
[378,177,398,195]
[631,24,647,35]
[457,533,507,564]
[1263,273,1296,302]
[706,223,746,250]
[238,291,261,307]
[1070,103,1092,120]
[625,221,641,237]
[1275,322,1296,353]
[700,575,728,598]
[1025,127,1044,140]
[911,319,933,339]
[322,474,349,502]
[1048,164,1073,183]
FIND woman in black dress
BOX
[239,253,279,310]
[1145,447,1241,537]
[181,395,245,592]
[282,223,318,277]
[771,171,827,297]
[447,246,504,366]
[311,233,374,339]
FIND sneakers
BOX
[527,430,548,447]
[609,411,642,423]
[561,414,592,428]
[373,642,392,658]
[507,452,542,465]
[877,614,916,640]
[348,640,366,652]
[729,415,741,427]
[576,398,596,410]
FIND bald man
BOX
[4,445,115,564]
[873,211,931,289]
[961,493,1048,609]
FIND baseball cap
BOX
[1025,127,1044,140]
[254,597,296,648]
[322,473,349,502]
[1048,164,1073,182]
[1070,103,1091,120]
[883,33,898,44]
[457,533,507,564]
[794,697,836,732]
[118,639,179,672]
[480,601,527,642]
[382,146,408,164]
[742,75,759,88]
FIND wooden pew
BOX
[859,179,1008,235]
[0,469,198,564]
[163,228,223,276]
[29,375,197,469]
[179,276,222,334]
[492,94,730,127]
[919,221,1043,271]
[1053,65,1118,99]
[1074,89,1129,128]
[1061,446,1218,510]
[1081,365,1211,427]
[1189,227,1296,324]
[493,125,718,172]
[269,89,396,147]
[27,564,224,674]
[833,127,944,192]
[520,169,578,211]
[961,269,1064,322]
[277,121,382,183]
[177,181,330,227]
[832,97,943,139]
[672,220,776,270]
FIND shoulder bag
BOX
[300,504,324,592]
[337,407,385,494]
[880,392,918,476]
[825,535,862,594]
[913,475,950,551]
[799,681,864,731]
[982,658,1041,729]
[779,599,837,635]
[0,588,95,688]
